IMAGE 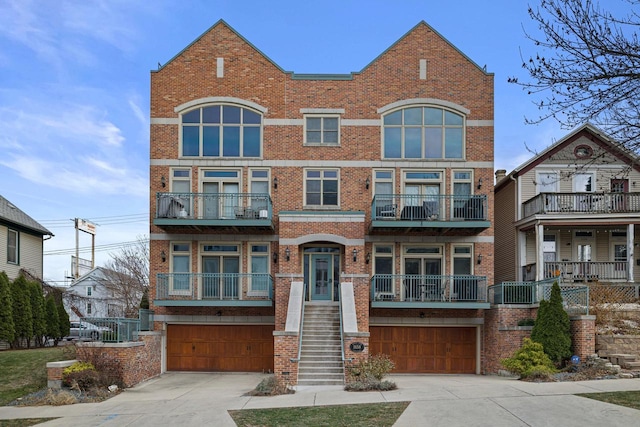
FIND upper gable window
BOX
[382,107,464,159]
[7,229,18,264]
[305,116,339,145]
[181,105,262,158]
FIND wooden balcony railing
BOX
[523,192,640,218]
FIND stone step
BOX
[624,361,640,369]
[299,361,343,368]
[298,372,344,380]
[299,355,342,362]
[299,367,344,374]
[298,380,344,388]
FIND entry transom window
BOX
[305,116,339,145]
[181,105,262,157]
[383,107,464,159]
[305,169,339,207]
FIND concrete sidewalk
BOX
[1,373,639,426]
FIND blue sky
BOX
[0,0,582,284]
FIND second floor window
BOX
[305,169,339,207]
[181,105,261,158]
[7,229,18,264]
[383,106,464,159]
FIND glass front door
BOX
[303,247,341,301]
[311,254,332,300]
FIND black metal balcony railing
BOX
[156,273,273,302]
[370,274,487,303]
[523,192,640,217]
[522,261,629,282]
[371,194,487,221]
[155,192,272,220]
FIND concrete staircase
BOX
[297,303,345,386]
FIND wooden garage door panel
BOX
[370,326,476,374]
[167,325,274,372]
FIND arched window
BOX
[382,106,464,159]
[181,105,262,157]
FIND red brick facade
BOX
[149,19,497,382]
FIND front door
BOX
[311,254,332,300]
[574,231,594,279]
[611,179,628,211]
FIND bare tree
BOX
[101,237,149,318]
[510,0,640,149]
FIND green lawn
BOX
[229,401,410,427]
[0,346,75,406]
[578,390,640,411]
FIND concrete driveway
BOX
[1,373,639,426]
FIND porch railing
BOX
[523,192,640,217]
[80,317,141,343]
[371,194,487,221]
[370,274,487,302]
[488,279,589,315]
[156,273,273,301]
[155,192,272,220]
[523,262,629,282]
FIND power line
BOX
[44,239,149,256]
[38,213,148,227]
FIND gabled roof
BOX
[153,19,493,80]
[69,266,108,287]
[0,195,53,236]
[496,123,640,191]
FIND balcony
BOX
[153,192,274,232]
[370,194,490,233]
[370,274,489,309]
[488,278,589,315]
[523,192,640,218]
[522,261,629,283]
[155,273,273,306]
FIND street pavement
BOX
[1,373,639,426]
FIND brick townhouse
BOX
[149,20,495,384]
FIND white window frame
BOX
[381,106,465,160]
[249,169,270,215]
[170,242,191,296]
[179,104,263,158]
[248,243,270,296]
[373,245,395,298]
[303,115,341,145]
[304,168,340,208]
[451,244,473,275]
[86,302,92,315]
[86,286,92,297]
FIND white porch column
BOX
[536,223,545,281]
[628,224,634,282]
[518,230,527,281]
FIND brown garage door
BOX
[167,324,274,372]
[369,326,476,374]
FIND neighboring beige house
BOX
[494,123,640,285]
[0,195,53,280]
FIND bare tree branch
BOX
[510,0,640,149]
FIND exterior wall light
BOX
[285,247,290,261]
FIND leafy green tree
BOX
[10,275,33,348]
[27,279,46,347]
[57,300,70,340]
[44,295,60,342]
[0,272,15,344]
[531,281,572,364]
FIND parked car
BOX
[66,321,111,341]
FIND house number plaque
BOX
[349,342,365,352]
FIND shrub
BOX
[531,282,572,365]
[347,354,395,382]
[246,376,293,396]
[63,362,97,389]
[63,361,96,376]
[501,338,556,378]
[345,380,397,392]
[517,318,535,327]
